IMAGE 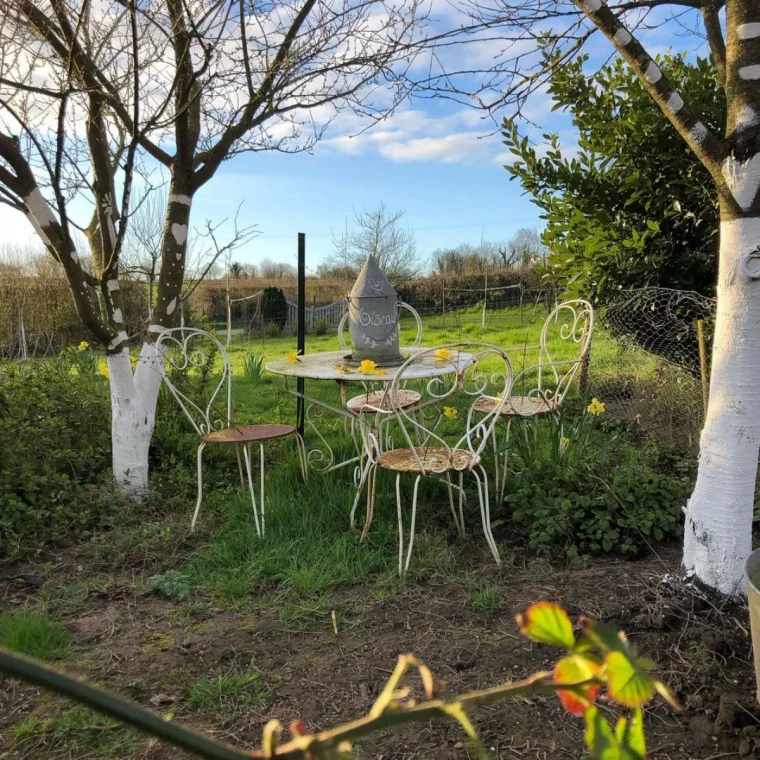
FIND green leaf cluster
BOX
[503,53,724,301]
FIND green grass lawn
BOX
[144,303,677,611]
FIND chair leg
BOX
[242,442,262,538]
[350,456,373,530]
[294,433,308,481]
[458,471,466,537]
[403,475,422,574]
[492,427,501,501]
[191,442,207,533]
[260,444,266,537]
[473,465,501,566]
[235,445,246,491]
[446,472,463,538]
[395,473,404,576]
[499,418,513,502]
[360,464,378,541]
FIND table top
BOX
[266,348,473,382]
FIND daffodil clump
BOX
[587,398,606,416]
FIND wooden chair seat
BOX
[202,423,297,444]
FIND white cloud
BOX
[321,104,504,166]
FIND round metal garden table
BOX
[266,348,473,515]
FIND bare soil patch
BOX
[0,544,756,759]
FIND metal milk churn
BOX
[346,256,405,366]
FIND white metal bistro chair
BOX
[473,299,594,498]
[357,343,513,575]
[338,301,424,414]
[156,328,307,535]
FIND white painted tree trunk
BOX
[107,342,165,497]
[684,216,760,595]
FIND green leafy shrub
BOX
[264,321,283,338]
[261,287,287,331]
[0,360,117,553]
[314,318,329,336]
[504,404,690,557]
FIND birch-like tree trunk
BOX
[569,0,760,593]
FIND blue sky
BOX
[1,3,711,274]
[197,107,542,274]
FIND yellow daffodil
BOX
[77,340,89,352]
[359,359,376,375]
[443,406,458,419]
[587,398,606,416]
[374,369,388,376]
[130,355,138,370]
[287,350,300,363]
[434,348,452,362]
[98,360,109,379]
[335,364,345,372]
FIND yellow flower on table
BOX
[359,359,376,375]
[335,365,345,372]
[77,341,90,352]
[374,369,388,376]
[287,350,300,363]
[587,398,606,416]
[443,406,458,419]
[98,360,109,379]
[434,348,452,362]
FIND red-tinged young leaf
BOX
[554,654,602,716]
[290,719,307,736]
[584,706,618,760]
[516,603,575,649]
[606,651,655,707]
[616,708,646,759]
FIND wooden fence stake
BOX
[442,278,446,329]
[697,319,709,417]
[482,267,488,330]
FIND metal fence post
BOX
[297,233,306,438]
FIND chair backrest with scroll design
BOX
[361,343,514,476]
[155,328,232,437]
[509,299,594,410]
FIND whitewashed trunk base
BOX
[684,217,760,595]
[107,343,164,499]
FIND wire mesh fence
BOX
[588,288,714,448]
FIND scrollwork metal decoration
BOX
[355,343,514,574]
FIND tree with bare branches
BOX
[447,0,756,595]
[0,0,428,496]
[326,202,423,283]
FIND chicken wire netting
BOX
[587,288,715,448]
